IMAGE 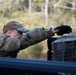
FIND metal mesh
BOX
[52,34,76,62]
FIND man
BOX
[0,21,72,58]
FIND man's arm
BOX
[20,28,56,49]
[20,25,72,49]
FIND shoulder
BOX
[0,35,7,41]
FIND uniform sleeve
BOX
[20,28,54,49]
[4,37,20,51]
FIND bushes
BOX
[17,43,45,59]
[27,43,43,59]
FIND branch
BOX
[58,5,76,10]
[53,0,62,8]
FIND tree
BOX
[28,0,32,15]
[45,0,49,26]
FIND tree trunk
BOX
[29,0,32,15]
[45,0,49,26]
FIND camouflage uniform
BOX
[0,21,54,58]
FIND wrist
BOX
[52,28,59,33]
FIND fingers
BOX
[52,28,59,33]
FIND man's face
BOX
[5,29,21,37]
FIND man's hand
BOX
[54,25,72,36]
[52,28,59,33]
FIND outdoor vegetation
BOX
[0,0,76,60]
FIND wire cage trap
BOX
[52,34,76,62]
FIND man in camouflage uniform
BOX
[0,21,72,58]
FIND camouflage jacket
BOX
[0,28,54,58]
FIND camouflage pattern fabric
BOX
[0,28,54,58]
